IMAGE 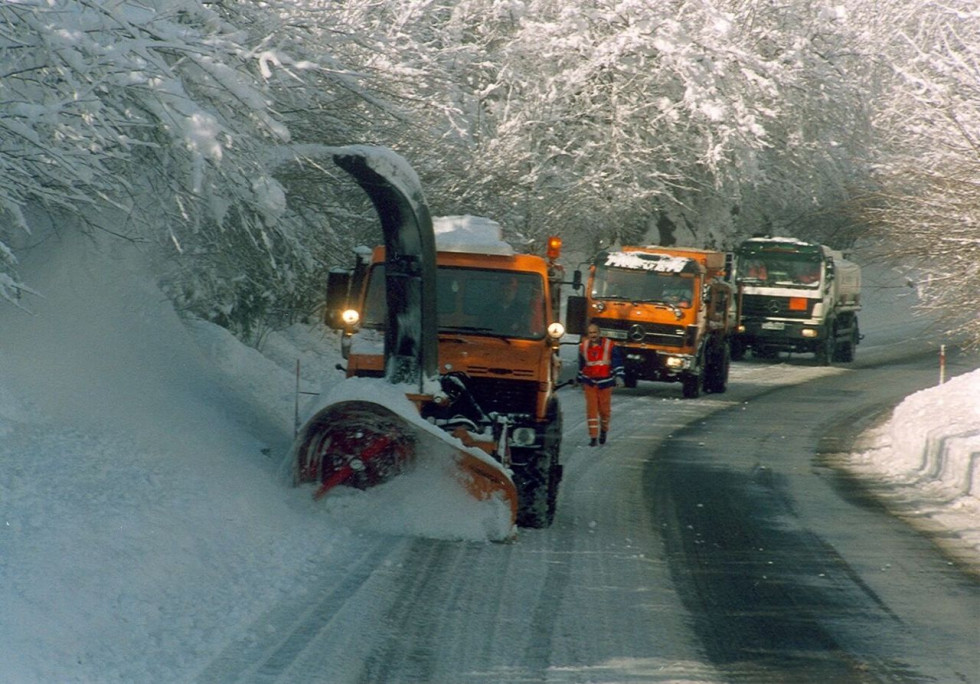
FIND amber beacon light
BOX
[546,236,562,260]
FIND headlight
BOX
[664,355,691,369]
[341,309,360,326]
[801,328,818,338]
[547,322,565,340]
[511,427,537,447]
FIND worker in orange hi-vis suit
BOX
[576,322,625,446]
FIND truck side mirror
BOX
[572,269,583,291]
[565,295,587,336]
[824,258,836,292]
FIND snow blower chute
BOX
[290,146,518,536]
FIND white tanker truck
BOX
[732,236,862,365]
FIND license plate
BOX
[761,321,785,330]
[605,329,628,340]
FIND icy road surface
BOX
[2,232,976,683]
[198,347,979,683]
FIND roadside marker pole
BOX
[295,359,301,437]
[939,344,946,385]
[293,359,322,437]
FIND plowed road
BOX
[201,346,979,683]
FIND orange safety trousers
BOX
[583,384,612,438]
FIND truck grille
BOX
[466,376,538,415]
[741,294,814,319]
[599,320,687,348]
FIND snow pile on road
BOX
[0,231,511,682]
[848,367,980,566]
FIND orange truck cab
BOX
[325,216,566,528]
[566,246,736,398]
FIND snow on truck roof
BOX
[432,215,515,255]
[744,236,811,245]
[603,250,694,274]
[738,237,827,257]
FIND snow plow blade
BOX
[292,397,518,538]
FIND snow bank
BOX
[850,368,980,565]
[0,228,513,682]
[889,369,980,495]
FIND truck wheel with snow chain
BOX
[815,327,836,365]
[832,313,859,363]
[513,405,563,528]
[703,340,731,394]
[681,363,705,399]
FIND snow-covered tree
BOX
[1,2,289,319]
[856,0,980,348]
[2,0,974,348]
[0,1,410,339]
[319,0,876,252]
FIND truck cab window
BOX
[361,265,545,339]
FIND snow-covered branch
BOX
[1,0,975,347]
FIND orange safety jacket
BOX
[577,337,624,388]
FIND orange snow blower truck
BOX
[290,146,519,539]
[325,216,568,528]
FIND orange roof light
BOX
[546,236,562,260]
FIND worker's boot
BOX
[599,431,607,445]
[589,437,598,447]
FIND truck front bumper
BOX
[623,348,695,382]
[738,319,826,352]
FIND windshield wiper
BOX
[440,325,494,333]
[439,326,514,344]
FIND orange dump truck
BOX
[326,216,567,528]
[566,246,736,398]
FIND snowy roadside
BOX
[842,367,980,574]
[828,250,980,573]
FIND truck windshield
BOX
[591,265,694,308]
[360,265,547,340]
[737,254,821,288]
